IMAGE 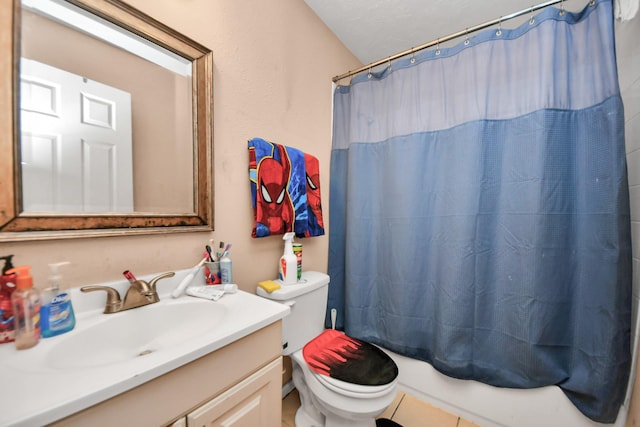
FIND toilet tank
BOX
[256,271,329,355]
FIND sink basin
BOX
[0,268,290,427]
[47,298,226,369]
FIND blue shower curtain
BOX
[327,0,631,423]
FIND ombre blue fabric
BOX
[327,0,631,422]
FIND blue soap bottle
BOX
[41,262,75,338]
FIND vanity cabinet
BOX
[50,322,283,427]
[180,358,281,426]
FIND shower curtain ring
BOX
[496,17,502,36]
[436,39,441,55]
[410,48,416,63]
[368,67,372,79]
[559,0,565,16]
[529,6,535,24]
[464,29,470,45]
[589,0,595,6]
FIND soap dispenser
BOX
[0,255,17,344]
[7,265,40,350]
[41,262,75,338]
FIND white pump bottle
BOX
[279,232,297,285]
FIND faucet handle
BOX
[148,271,176,291]
[81,285,122,314]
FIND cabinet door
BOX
[187,358,281,427]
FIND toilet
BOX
[257,271,398,427]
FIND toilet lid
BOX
[302,329,398,386]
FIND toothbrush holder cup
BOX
[204,262,222,285]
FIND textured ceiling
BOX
[303,0,587,65]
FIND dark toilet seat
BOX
[302,329,398,387]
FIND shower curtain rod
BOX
[332,0,571,83]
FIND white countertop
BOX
[0,269,289,427]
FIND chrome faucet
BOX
[81,272,175,314]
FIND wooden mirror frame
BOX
[0,0,213,242]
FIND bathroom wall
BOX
[619,9,640,427]
[5,0,640,424]
[0,0,360,290]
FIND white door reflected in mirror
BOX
[20,58,133,213]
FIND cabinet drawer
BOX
[187,358,282,427]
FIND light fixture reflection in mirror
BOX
[0,0,213,241]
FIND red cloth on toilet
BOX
[302,329,398,386]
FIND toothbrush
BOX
[221,244,232,258]
[216,241,225,260]
[205,245,214,262]
[171,255,208,298]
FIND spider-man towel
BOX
[303,329,398,386]
[248,137,324,238]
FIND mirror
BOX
[0,0,213,241]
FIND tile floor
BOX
[282,388,481,427]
